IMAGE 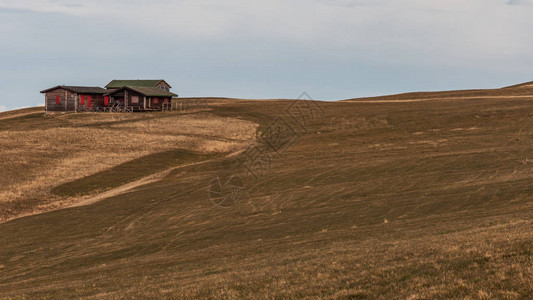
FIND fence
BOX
[73,99,209,113]
[172,99,209,112]
[76,106,134,113]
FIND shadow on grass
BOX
[51,149,222,197]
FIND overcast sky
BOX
[1,0,532,111]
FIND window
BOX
[131,96,139,104]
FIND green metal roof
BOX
[106,80,170,88]
[106,86,178,97]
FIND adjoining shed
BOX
[105,86,178,111]
[40,86,108,112]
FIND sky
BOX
[0,0,533,111]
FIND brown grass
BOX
[0,107,43,120]
[0,92,531,298]
[0,111,257,222]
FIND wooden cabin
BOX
[105,80,172,91]
[40,86,108,112]
[105,86,178,111]
[40,79,178,112]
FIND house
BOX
[40,85,108,112]
[40,79,178,112]
[105,86,178,111]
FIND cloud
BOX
[2,2,532,61]
[0,0,80,14]
[0,0,532,105]
[1,1,532,49]
[319,0,385,7]
[507,0,533,5]
[0,105,6,112]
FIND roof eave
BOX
[105,86,177,97]
[41,86,107,94]
[40,85,63,94]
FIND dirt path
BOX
[68,140,249,209]
[68,168,175,208]
[0,157,224,225]
[68,152,241,208]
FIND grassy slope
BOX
[0,109,256,222]
[0,94,532,298]
[51,149,221,197]
[0,107,44,120]
[342,86,533,101]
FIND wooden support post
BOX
[65,90,68,110]
[124,89,128,110]
[143,96,146,110]
[75,94,78,112]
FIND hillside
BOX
[342,83,533,102]
[503,81,533,89]
[0,90,531,298]
[0,106,257,222]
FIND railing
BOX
[173,99,209,112]
[162,103,172,111]
[76,106,134,113]
[73,100,209,113]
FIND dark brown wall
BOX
[45,88,76,111]
[45,89,107,111]
[127,91,143,108]
[77,94,105,109]
[107,90,171,110]
[129,93,169,109]
[147,96,171,109]
[108,90,143,108]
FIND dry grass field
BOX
[0,87,531,298]
[0,109,257,222]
